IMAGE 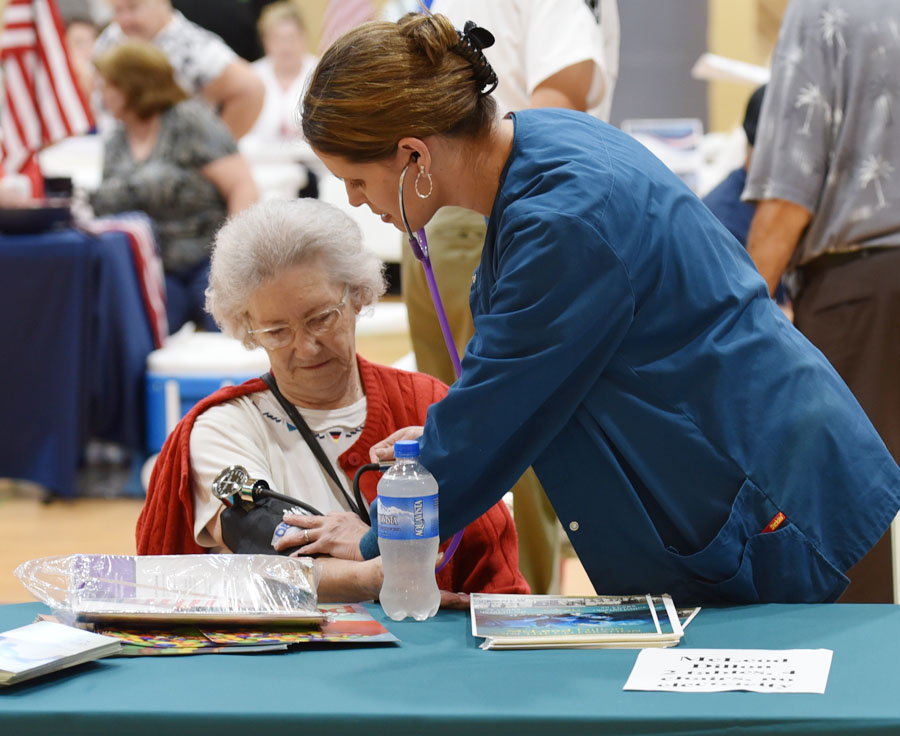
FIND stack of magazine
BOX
[470,593,699,650]
[48,603,399,656]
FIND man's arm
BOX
[529,59,595,111]
[201,60,265,139]
[746,198,812,296]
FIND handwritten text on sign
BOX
[624,648,833,693]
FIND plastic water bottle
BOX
[377,439,440,621]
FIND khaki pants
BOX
[401,206,561,594]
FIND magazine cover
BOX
[0,621,121,686]
[470,593,687,650]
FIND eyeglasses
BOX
[247,284,349,350]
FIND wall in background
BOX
[707,0,788,132]
[608,0,709,130]
[609,0,787,135]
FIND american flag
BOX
[1,0,93,196]
[84,213,169,348]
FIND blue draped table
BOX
[0,228,154,496]
[1,601,900,735]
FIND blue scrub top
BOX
[417,109,900,605]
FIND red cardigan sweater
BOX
[136,355,529,595]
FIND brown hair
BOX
[257,0,306,38]
[94,40,187,120]
[301,12,496,162]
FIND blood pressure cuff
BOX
[220,498,302,556]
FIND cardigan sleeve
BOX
[136,379,268,554]
[350,359,529,594]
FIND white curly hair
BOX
[206,198,387,348]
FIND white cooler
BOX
[145,330,270,453]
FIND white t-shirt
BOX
[243,55,317,143]
[429,0,619,120]
[189,391,367,551]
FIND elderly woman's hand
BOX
[369,426,425,462]
[439,591,471,610]
[304,555,471,608]
[275,510,370,560]
[307,556,383,602]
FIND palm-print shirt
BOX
[743,0,900,265]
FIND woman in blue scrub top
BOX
[299,12,900,604]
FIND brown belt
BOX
[797,246,898,283]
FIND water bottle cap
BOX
[394,440,420,458]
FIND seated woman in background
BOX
[91,40,258,333]
[243,1,316,145]
[137,198,529,604]
[240,1,319,198]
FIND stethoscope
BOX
[398,154,463,379]
[212,463,387,524]
[397,153,465,570]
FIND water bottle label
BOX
[377,494,439,540]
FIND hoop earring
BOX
[415,166,433,199]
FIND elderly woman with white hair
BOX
[136,198,528,603]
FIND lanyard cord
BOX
[260,372,369,523]
[399,161,465,571]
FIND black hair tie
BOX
[455,20,498,96]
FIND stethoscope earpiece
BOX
[398,160,427,261]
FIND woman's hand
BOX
[307,556,470,608]
[439,591,471,610]
[433,553,469,608]
[275,511,369,560]
[310,556,383,602]
[369,426,425,462]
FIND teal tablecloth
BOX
[2,601,900,735]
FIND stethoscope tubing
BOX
[399,162,463,379]
[398,160,465,571]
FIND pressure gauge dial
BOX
[212,464,251,500]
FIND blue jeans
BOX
[164,259,219,333]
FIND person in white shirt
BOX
[244,2,316,145]
[240,2,319,197]
[430,0,618,120]
[94,0,264,138]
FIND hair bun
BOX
[302,12,498,161]
[397,12,458,65]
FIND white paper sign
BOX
[624,648,833,694]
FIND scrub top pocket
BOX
[666,477,849,603]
